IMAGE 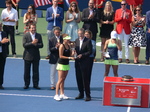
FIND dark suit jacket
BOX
[75,37,92,63]
[82,8,99,34]
[49,36,63,64]
[23,32,43,61]
[0,31,7,58]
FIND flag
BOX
[64,0,78,7]
[34,0,52,8]
[65,0,70,7]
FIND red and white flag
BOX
[34,0,52,8]
[65,0,78,7]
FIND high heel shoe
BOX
[100,58,104,62]
[134,61,138,64]
[145,60,149,65]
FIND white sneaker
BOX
[59,94,69,99]
[54,95,61,101]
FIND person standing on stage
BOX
[74,28,92,101]
[0,22,9,89]
[46,0,64,59]
[1,0,18,57]
[49,27,63,90]
[23,24,43,89]
[99,1,114,62]
[103,31,122,77]
[11,0,20,35]
[84,30,96,85]
[23,4,38,34]
[64,1,81,42]
[128,6,146,64]
[54,34,75,101]
[114,0,132,63]
[145,10,150,64]
[82,0,99,42]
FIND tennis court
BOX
[0,58,150,112]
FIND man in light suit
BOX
[45,0,64,59]
[49,27,63,90]
[115,0,132,63]
[82,0,99,41]
[23,24,43,89]
[75,28,92,101]
[0,22,9,89]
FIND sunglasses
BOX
[121,4,126,5]
[71,5,76,7]
[136,10,141,11]
[28,8,32,10]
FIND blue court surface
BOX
[0,58,150,112]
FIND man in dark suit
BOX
[49,27,63,90]
[75,28,92,101]
[82,0,99,41]
[23,24,43,89]
[0,22,9,89]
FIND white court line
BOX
[0,93,54,98]
[127,107,131,112]
[0,93,102,100]
[7,57,150,66]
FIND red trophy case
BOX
[103,77,150,108]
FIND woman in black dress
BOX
[100,1,114,61]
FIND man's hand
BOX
[55,42,61,48]
[77,54,82,59]
[56,14,60,17]
[1,38,9,44]
[52,13,54,18]
[88,14,94,19]
[32,39,38,45]
[148,28,150,33]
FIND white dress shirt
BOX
[89,9,93,16]
[1,7,18,26]
[52,6,58,26]
[30,32,35,40]
[79,37,85,50]
[56,36,60,43]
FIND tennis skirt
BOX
[56,64,70,71]
[104,59,119,65]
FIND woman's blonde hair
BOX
[68,1,79,13]
[103,1,114,16]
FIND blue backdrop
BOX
[0,0,149,14]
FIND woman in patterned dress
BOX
[23,4,37,33]
[128,6,146,64]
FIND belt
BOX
[136,26,143,27]
[4,25,14,27]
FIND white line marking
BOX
[127,107,131,112]
[0,93,102,100]
[0,93,54,98]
